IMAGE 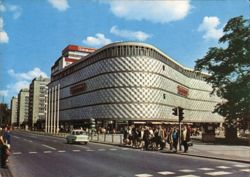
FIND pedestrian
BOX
[0,127,9,168]
[172,127,179,153]
[166,127,173,151]
[181,125,191,153]
[3,126,11,148]
[143,126,149,150]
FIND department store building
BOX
[46,42,224,133]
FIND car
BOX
[66,129,89,144]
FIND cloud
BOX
[0,3,6,12]
[7,81,30,93]
[110,26,151,41]
[198,16,223,41]
[8,67,48,81]
[48,0,69,11]
[82,33,112,47]
[3,67,49,101]
[0,17,9,43]
[103,0,191,23]
[0,90,8,97]
[8,4,22,19]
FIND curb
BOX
[178,153,250,164]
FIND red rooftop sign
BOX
[63,45,96,54]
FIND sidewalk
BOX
[169,143,250,163]
[90,134,250,163]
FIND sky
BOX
[0,0,249,104]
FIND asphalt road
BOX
[8,131,250,177]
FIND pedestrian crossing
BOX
[12,147,129,155]
[135,164,250,177]
[11,145,250,177]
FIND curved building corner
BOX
[46,42,224,133]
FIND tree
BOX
[0,103,11,127]
[195,16,250,141]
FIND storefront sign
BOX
[177,85,189,97]
[70,82,86,95]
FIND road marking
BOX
[42,144,56,150]
[98,149,105,151]
[205,171,232,176]
[86,149,94,152]
[198,168,214,171]
[58,150,66,153]
[23,139,31,142]
[72,150,80,152]
[121,148,129,150]
[13,136,20,139]
[216,166,230,169]
[175,175,200,177]
[135,174,153,177]
[44,151,52,153]
[73,145,89,150]
[240,169,250,172]
[110,148,118,151]
[13,152,22,155]
[29,152,38,154]
[28,140,33,142]
[179,169,195,173]
[157,171,175,175]
[234,164,249,168]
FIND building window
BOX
[163,65,165,71]
[163,93,166,99]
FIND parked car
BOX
[66,129,89,144]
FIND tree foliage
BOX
[195,16,250,130]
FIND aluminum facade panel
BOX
[55,55,223,122]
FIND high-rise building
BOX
[17,89,29,127]
[28,76,50,130]
[46,42,224,133]
[10,96,18,126]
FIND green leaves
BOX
[195,16,250,129]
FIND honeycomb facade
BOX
[46,42,223,133]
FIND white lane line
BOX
[135,174,153,177]
[23,139,31,142]
[42,144,56,150]
[175,175,200,177]
[179,169,195,173]
[216,166,230,169]
[205,171,232,176]
[13,152,22,155]
[234,164,250,168]
[121,148,129,150]
[72,150,80,152]
[29,152,38,154]
[240,169,250,172]
[157,171,175,175]
[58,150,66,153]
[109,148,118,151]
[28,140,33,142]
[44,151,52,153]
[198,168,214,171]
[73,145,89,150]
[13,136,20,139]
[98,149,106,151]
[86,149,94,152]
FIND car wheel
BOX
[84,142,88,145]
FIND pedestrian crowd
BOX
[122,124,191,153]
[0,126,12,168]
